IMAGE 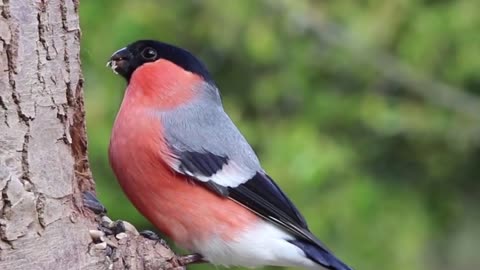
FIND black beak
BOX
[107,47,131,76]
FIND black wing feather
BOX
[177,151,228,177]
[172,149,332,251]
[234,172,308,228]
[175,150,230,196]
[229,172,329,249]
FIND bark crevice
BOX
[0,1,180,269]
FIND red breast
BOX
[109,59,259,249]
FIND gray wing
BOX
[158,84,320,246]
[160,88,261,188]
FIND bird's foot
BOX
[140,230,170,248]
[176,253,206,266]
[83,193,175,260]
[139,229,161,240]
[107,219,140,236]
[96,218,165,243]
[82,191,107,215]
[89,219,155,252]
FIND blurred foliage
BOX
[80,1,480,270]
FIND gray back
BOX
[158,82,261,174]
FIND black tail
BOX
[290,240,353,270]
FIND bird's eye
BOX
[141,47,157,60]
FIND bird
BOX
[106,39,353,270]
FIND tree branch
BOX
[0,0,184,269]
[88,216,184,270]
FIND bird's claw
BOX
[140,230,161,240]
[113,220,139,235]
[96,218,163,242]
[82,191,107,215]
[140,230,171,248]
[84,195,174,259]
[176,253,206,266]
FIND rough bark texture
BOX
[0,1,179,269]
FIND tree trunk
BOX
[0,1,178,269]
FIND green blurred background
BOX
[80,1,480,269]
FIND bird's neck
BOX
[126,59,202,109]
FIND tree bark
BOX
[0,1,179,269]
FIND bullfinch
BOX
[106,40,353,270]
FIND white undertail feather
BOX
[192,220,325,270]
